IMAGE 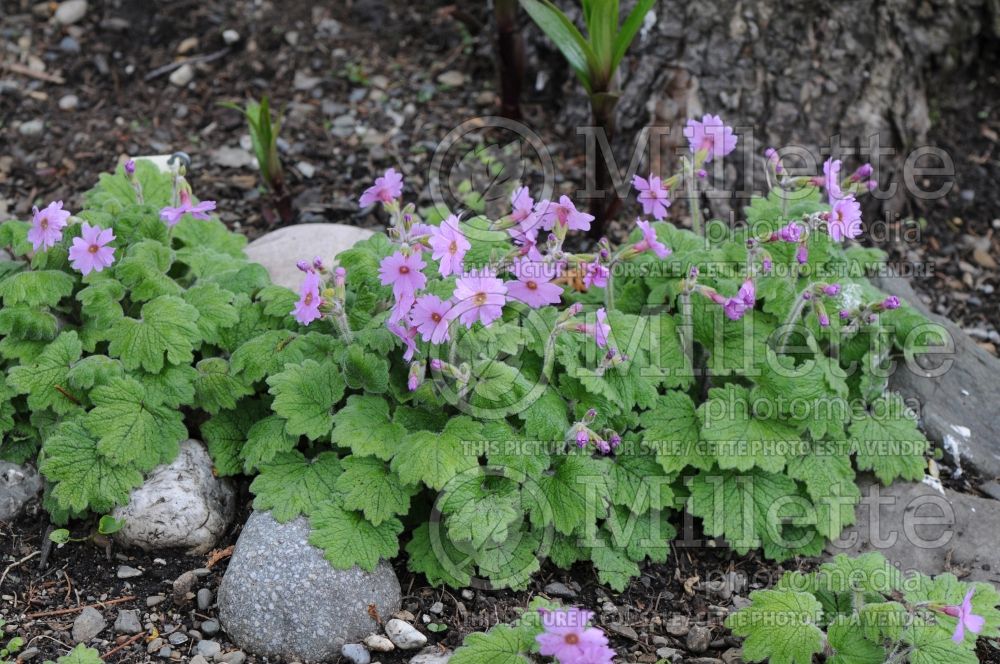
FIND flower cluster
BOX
[24,162,217,276]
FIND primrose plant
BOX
[729,553,999,664]
[267,114,933,591]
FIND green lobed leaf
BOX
[250,450,342,522]
[726,589,825,664]
[308,498,403,572]
[266,359,345,440]
[107,295,202,372]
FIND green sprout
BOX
[221,96,294,225]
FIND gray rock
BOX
[59,36,81,52]
[169,64,194,87]
[873,272,1000,479]
[293,71,322,91]
[157,646,172,658]
[58,94,79,110]
[0,462,43,522]
[173,571,196,600]
[72,607,106,643]
[721,647,744,664]
[342,643,371,664]
[664,615,689,637]
[608,623,638,640]
[197,587,213,611]
[196,640,221,658]
[217,652,246,664]
[543,581,577,598]
[18,119,44,137]
[218,510,401,661]
[53,0,87,24]
[363,634,394,652]
[244,223,375,290]
[117,565,142,579]
[828,475,1000,584]
[146,595,165,607]
[168,631,188,645]
[211,147,256,169]
[409,647,452,664]
[429,601,443,615]
[114,609,142,635]
[656,647,680,662]
[189,657,210,664]
[200,619,220,636]
[296,161,316,179]
[686,624,711,653]
[385,619,427,650]
[112,440,236,554]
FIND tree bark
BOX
[525,0,993,222]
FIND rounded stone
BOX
[111,440,236,554]
[0,462,43,521]
[218,510,401,661]
[244,223,374,290]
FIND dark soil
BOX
[1,505,812,664]
[2,0,1000,662]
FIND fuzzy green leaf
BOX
[330,395,406,460]
[242,415,299,472]
[391,417,481,490]
[183,282,240,344]
[451,623,533,664]
[107,295,201,372]
[727,589,825,664]
[336,455,416,526]
[850,392,927,484]
[250,450,342,521]
[39,419,144,513]
[193,358,254,414]
[0,269,75,307]
[85,376,186,471]
[308,499,403,572]
[7,331,84,415]
[267,359,345,440]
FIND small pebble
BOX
[460,589,474,601]
[169,64,194,87]
[429,601,444,615]
[53,0,87,25]
[543,582,577,598]
[196,640,221,658]
[146,595,166,607]
[167,631,188,645]
[18,120,44,137]
[200,619,220,636]
[341,643,370,664]
[363,634,394,652]
[222,29,241,45]
[114,609,142,635]
[217,652,246,664]
[116,565,142,579]
[196,588,213,611]
[385,619,427,650]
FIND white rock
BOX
[294,70,321,91]
[244,223,374,290]
[53,0,87,25]
[342,643,371,664]
[222,29,241,45]
[169,64,194,87]
[18,119,44,137]
[210,146,256,169]
[385,619,427,650]
[58,94,79,110]
[111,440,236,554]
[363,635,395,652]
[409,646,452,663]
[296,161,316,179]
[0,462,43,521]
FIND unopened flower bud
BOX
[313,257,324,271]
[609,433,622,449]
[407,361,424,392]
[585,408,597,422]
[796,244,809,264]
[296,260,311,273]
[839,309,851,320]
[334,267,346,288]
[125,159,136,176]
[823,284,841,297]
[882,295,900,310]
[430,358,443,371]
[819,313,830,327]
[575,429,589,448]
[762,256,773,273]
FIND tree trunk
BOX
[525,0,994,222]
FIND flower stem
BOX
[685,157,703,236]
[777,286,813,354]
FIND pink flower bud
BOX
[576,429,589,448]
[430,358,443,371]
[609,433,622,449]
[125,159,136,176]
[883,295,900,310]
[839,309,851,320]
[796,244,809,264]
[762,257,773,273]
[296,260,311,272]
[819,314,830,327]
[313,257,324,270]
[823,284,841,296]
[585,408,598,421]
[697,169,707,178]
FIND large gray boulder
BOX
[0,462,43,522]
[111,440,236,554]
[218,510,401,661]
[828,476,1000,584]
[874,273,1000,480]
[244,223,374,290]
